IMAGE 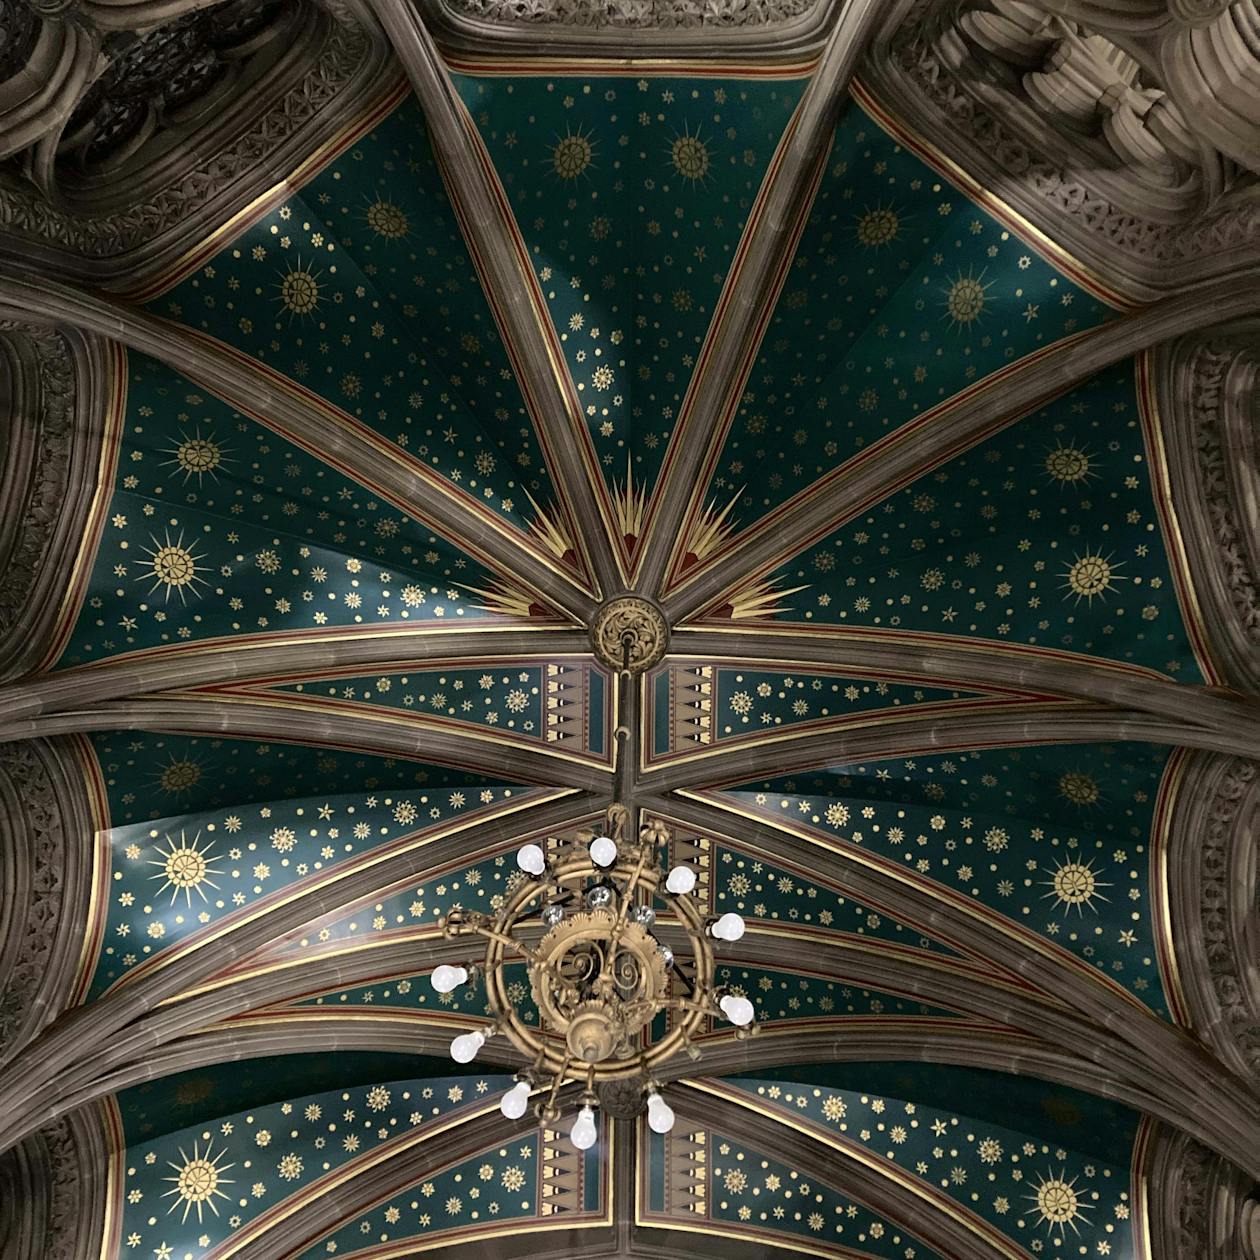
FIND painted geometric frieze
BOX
[1155,328,1260,690]
[82,730,540,999]
[863,0,1260,294]
[707,741,1180,1015]
[647,661,1013,762]
[56,350,551,671]
[262,659,609,757]
[675,91,1120,583]
[455,69,809,530]
[0,0,395,277]
[0,320,113,680]
[705,1063,1147,1260]
[138,92,574,566]
[739,359,1209,681]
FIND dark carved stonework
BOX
[591,595,670,673]
[443,0,820,27]
[1166,753,1260,1083]
[597,1075,648,1118]
[1158,331,1260,691]
[0,740,94,1066]
[862,0,1260,295]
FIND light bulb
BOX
[500,1080,531,1120]
[569,1105,598,1151]
[633,904,656,926]
[516,843,546,876]
[659,945,675,969]
[719,993,755,1027]
[589,835,617,868]
[646,1090,675,1134]
[585,885,613,910]
[711,911,745,942]
[541,903,565,927]
[430,964,468,994]
[665,865,696,895]
[449,1029,485,1064]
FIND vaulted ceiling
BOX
[1,1,1258,1259]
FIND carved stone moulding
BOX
[1145,1123,1260,1258]
[421,0,837,60]
[1164,752,1259,1086]
[0,1101,111,1260]
[863,0,1260,297]
[0,738,96,1071]
[0,321,112,682]
[0,0,398,287]
[1155,326,1260,691]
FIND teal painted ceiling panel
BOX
[60,352,526,669]
[692,95,1118,546]
[456,71,808,513]
[713,741,1174,1015]
[753,360,1203,680]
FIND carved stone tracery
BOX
[440,0,820,27]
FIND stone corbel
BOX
[1164,752,1259,1088]
[0,1101,111,1260]
[0,739,97,1071]
[0,321,111,683]
[1155,327,1260,692]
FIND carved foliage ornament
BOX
[441,0,820,28]
[590,595,669,673]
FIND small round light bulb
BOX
[589,835,617,868]
[646,1090,675,1134]
[500,1080,531,1120]
[449,1029,485,1064]
[569,1105,598,1151]
[665,865,696,895]
[711,911,745,942]
[516,843,546,876]
[430,964,468,994]
[719,993,755,1026]
[633,904,656,926]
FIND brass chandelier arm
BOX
[634,0,888,596]
[662,277,1260,622]
[0,271,598,626]
[650,793,1260,1181]
[0,791,603,1159]
[0,629,593,725]
[362,0,623,599]
[666,629,1260,744]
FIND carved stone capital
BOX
[862,0,1260,297]
[0,739,96,1068]
[1146,1123,1259,1258]
[1156,327,1260,690]
[420,0,836,59]
[0,0,398,287]
[0,322,111,682]
[0,1104,110,1260]
[1165,752,1259,1086]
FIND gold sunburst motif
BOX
[137,531,210,603]
[684,489,742,565]
[151,752,205,797]
[161,429,227,483]
[1042,858,1110,915]
[524,489,575,562]
[613,455,646,546]
[942,268,993,330]
[149,830,223,905]
[162,1138,234,1223]
[1028,1170,1092,1238]
[551,128,594,180]
[1043,442,1095,486]
[464,580,536,619]
[1058,770,1101,807]
[1061,550,1125,604]
[365,198,408,239]
[669,126,710,182]
[728,575,809,621]
[278,261,322,317]
[855,205,901,247]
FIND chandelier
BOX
[429,803,753,1149]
